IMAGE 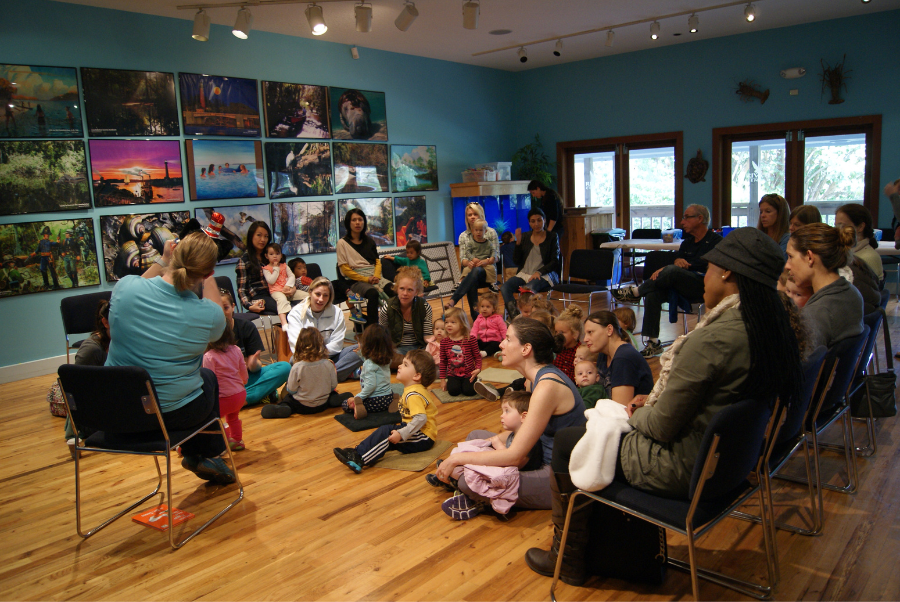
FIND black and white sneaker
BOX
[611,286,641,304]
[474,381,501,402]
[488,282,500,293]
[640,340,664,358]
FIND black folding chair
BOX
[548,249,615,314]
[60,291,112,363]
[57,364,243,550]
[625,228,661,283]
[552,398,779,601]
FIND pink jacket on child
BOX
[426,335,442,365]
[450,439,519,514]
[471,313,507,343]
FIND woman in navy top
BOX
[583,311,653,405]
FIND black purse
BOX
[850,308,897,418]
[585,501,668,585]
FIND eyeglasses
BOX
[682,214,700,219]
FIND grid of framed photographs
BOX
[0,64,438,296]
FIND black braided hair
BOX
[736,274,803,407]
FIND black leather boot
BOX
[525,472,591,586]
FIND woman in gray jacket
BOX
[526,228,802,586]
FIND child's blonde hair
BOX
[472,219,487,231]
[531,296,559,317]
[434,318,445,330]
[443,306,470,337]
[292,327,328,363]
[613,307,636,333]
[529,309,554,329]
[576,344,599,363]
[478,291,499,311]
[555,305,584,339]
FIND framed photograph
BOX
[81,68,179,137]
[329,87,387,141]
[339,197,394,247]
[271,201,337,256]
[89,140,184,206]
[195,204,269,264]
[0,64,83,138]
[99,212,188,282]
[265,141,332,199]
[262,81,330,139]
[185,139,264,201]
[0,218,100,297]
[179,73,261,137]
[390,144,437,192]
[394,195,428,245]
[332,142,388,194]
[0,140,90,216]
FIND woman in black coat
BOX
[500,208,561,318]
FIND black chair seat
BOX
[85,428,201,453]
[597,479,754,530]
[551,283,608,294]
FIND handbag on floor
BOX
[850,372,897,418]
[585,500,668,585]
[47,382,67,417]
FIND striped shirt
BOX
[379,302,434,348]
[440,335,481,379]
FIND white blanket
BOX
[569,401,633,492]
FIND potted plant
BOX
[512,134,555,186]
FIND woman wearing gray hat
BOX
[786,223,864,348]
[525,227,802,587]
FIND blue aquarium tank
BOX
[452,194,531,242]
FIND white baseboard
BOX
[0,355,66,385]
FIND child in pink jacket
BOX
[471,292,506,358]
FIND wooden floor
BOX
[2,294,900,601]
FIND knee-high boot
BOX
[524,471,591,586]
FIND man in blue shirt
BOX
[612,204,723,357]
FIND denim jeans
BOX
[452,265,487,320]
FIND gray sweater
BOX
[802,277,864,348]
[286,358,338,408]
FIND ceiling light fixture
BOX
[355,2,372,32]
[395,1,418,31]
[650,21,660,40]
[518,46,527,63]
[744,3,756,21]
[192,9,210,41]
[463,1,480,30]
[861,0,871,3]
[605,30,615,47]
[232,6,252,39]
[688,13,699,33]
[553,39,562,57]
[306,3,327,35]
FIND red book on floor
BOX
[132,505,194,531]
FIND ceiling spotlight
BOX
[861,0,871,3]
[463,1,480,30]
[395,1,418,31]
[350,45,360,59]
[306,4,327,35]
[553,39,563,57]
[518,46,527,63]
[355,3,372,33]
[744,3,757,21]
[688,14,699,33]
[192,9,210,41]
[650,21,660,40]
[606,30,615,47]
[232,6,252,39]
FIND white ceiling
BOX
[54,0,900,71]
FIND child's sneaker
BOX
[425,471,457,492]
[346,292,367,324]
[333,447,364,473]
[441,493,483,520]
[493,351,503,361]
[474,381,500,402]
[228,439,245,452]
[479,350,488,358]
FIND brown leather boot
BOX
[524,472,591,586]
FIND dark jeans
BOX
[249,292,278,314]
[636,265,705,339]
[500,274,556,308]
[551,425,627,483]
[162,367,225,459]
[356,423,434,465]
[447,374,476,396]
[452,265,487,320]
[279,389,353,414]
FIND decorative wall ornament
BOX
[820,54,851,105]
[736,80,769,104]
[684,149,709,183]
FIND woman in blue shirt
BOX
[583,310,653,405]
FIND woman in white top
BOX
[835,203,884,281]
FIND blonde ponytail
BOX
[170,232,218,292]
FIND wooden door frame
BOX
[711,115,882,227]
[557,131,683,235]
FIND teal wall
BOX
[0,0,516,368]
[511,10,900,226]
[1,1,898,370]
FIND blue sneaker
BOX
[334,447,363,474]
[441,493,483,520]
[183,456,236,485]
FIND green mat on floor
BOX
[376,440,453,472]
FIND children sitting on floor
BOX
[440,307,481,397]
[426,318,445,367]
[471,291,506,359]
[434,390,544,520]
[334,349,438,473]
